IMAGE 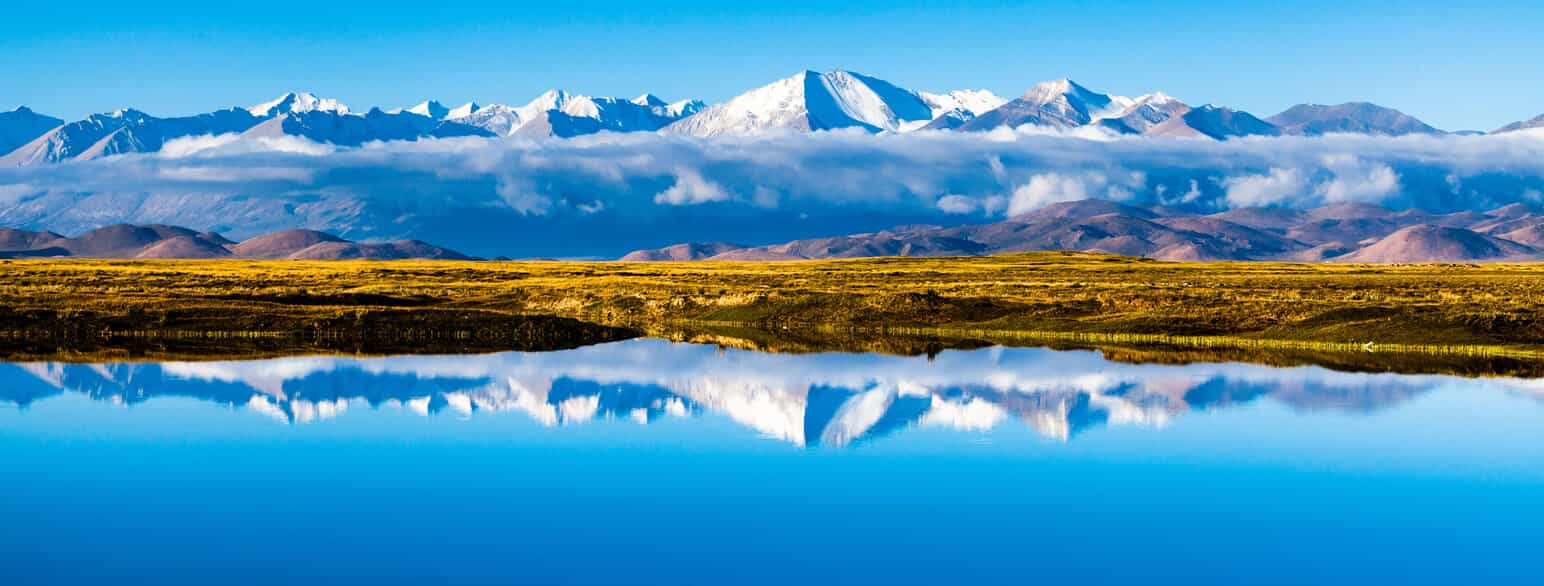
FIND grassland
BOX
[1,252,1542,371]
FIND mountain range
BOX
[0,224,471,260]
[623,199,1544,263]
[5,69,1541,164]
[7,202,1544,264]
[0,89,704,165]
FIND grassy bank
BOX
[1,252,1542,365]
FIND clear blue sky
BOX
[3,0,1540,130]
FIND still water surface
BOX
[3,339,1542,584]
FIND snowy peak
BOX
[912,89,1007,131]
[1024,79,1125,119]
[919,89,1006,118]
[666,69,933,137]
[665,71,814,137]
[1146,104,1279,140]
[663,99,705,119]
[441,89,700,138]
[1096,92,1192,134]
[1132,92,1182,108]
[446,102,480,120]
[403,100,451,120]
[814,69,934,130]
[520,89,575,119]
[632,94,668,108]
[1020,79,1101,106]
[953,78,1124,131]
[248,92,350,117]
[452,103,520,136]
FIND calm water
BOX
[3,339,1542,585]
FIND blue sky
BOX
[3,0,1540,130]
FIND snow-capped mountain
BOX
[445,101,480,120]
[1,109,160,166]
[83,108,266,159]
[513,89,698,137]
[1266,102,1442,136]
[240,107,491,146]
[633,94,705,119]
[450,103,521,136]
[0,92,504,165]
[248,91,351,117]
[1145,104,1279,139]
[444,90,702,137]
[912,89,1007,130]
[390,100,452,120]
[1096,92,1190,134]
[0,106,64,155]
[665,69,936,136]
[948,79,1129,131]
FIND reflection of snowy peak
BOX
[0,339,1497,446]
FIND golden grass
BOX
[2,252,1543,364]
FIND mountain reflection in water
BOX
[5,338,1541,446]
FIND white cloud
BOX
[936,194,978,214]
[1224,168,1307,207]
[1008,173,1098,216]
[3,130,1544,256]
[160,133,336,158]
[654,169,730,205]
[1316,155,1399,203]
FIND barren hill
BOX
[0,225,472,260]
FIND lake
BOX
[3,338,1541,585]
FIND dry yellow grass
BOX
[1,252,1542,363]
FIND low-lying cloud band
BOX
[2,129,1542,257]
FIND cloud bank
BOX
[2,129,1543,257]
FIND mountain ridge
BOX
[621,200,1544,263]
[0,225,473,260]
